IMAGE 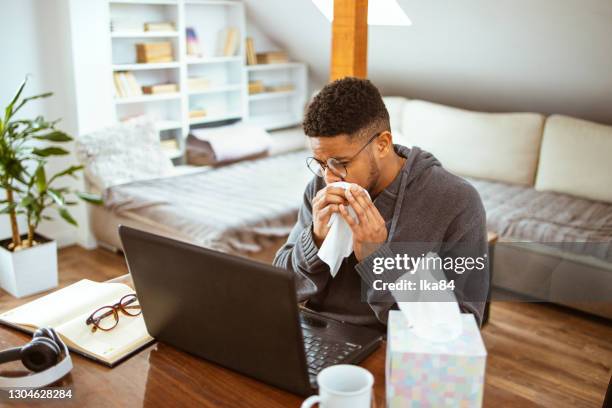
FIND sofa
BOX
[381,97,612,319]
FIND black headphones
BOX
[0,328,73,389]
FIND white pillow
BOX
[401,100,545,186]
[76,116,174,191]
[382,96,407,132]
[383,97,409,147]
[535,115,612,203]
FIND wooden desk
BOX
[0,232,499,407]
[0,274,387,408]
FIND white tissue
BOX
[318,182,370,277]
[391,252,463,343]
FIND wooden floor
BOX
[0,246,610,407]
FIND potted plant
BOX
[0,77,101,298]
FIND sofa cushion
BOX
[535,115,612,204]
[382,96,410,147]
[467,177,612,264]
[400,100,545,186]
[382,96,407,132]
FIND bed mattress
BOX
[98,150,312,257]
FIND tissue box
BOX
[386,311,487,407]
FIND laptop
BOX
[118,225,383,396]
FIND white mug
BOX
[301,365,374,408]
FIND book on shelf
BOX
[113,71,143,98]
[217,27,240,57]
[186,27,202,57]
[188,77,211,92]
[248,80,265,94]
[136,42,173,63]
[245,37,257,65]
[265,84,295,93]
[119,73,132,97]
[125,72,143,96]
[189,109,207,119]
[144,22,175,32]
[113,72,126,98]
[256,51,289,64]
[160,138,179,151]
[142,83,178,94]
[0,279,154,367]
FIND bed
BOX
[92,150,311,262]
[77,119,311,263]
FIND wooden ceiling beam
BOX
[330,0,368,81]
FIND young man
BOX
[274,77,488,330]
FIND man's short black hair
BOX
[303,77,390,138]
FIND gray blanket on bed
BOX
[103,150,312,254]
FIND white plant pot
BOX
[0,234,58,298]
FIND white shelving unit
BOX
[107,0,307,161]
[114,92,182,104]
[245,62,307,131]
[112,62,181,70]
[246,62,304,71]
[111,31,180,38]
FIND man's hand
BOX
[339,184,388,261]
[311,186,348,247]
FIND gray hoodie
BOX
[273,145,488,328]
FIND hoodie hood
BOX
[376,144,441,239]
[392,144,440,192]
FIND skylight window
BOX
[312,0,412,26]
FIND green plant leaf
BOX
[12,92,53,118]
[20,195,35,207]
[35,163,47,192]
[48,188,65,206]
[5,157,26,180]
[59,207,77,226]
[76,191,103,205]
[50,165,83,182]
[19,92,53,105]
[4,77,28,123]
[32,147,70,157]
[33,130,72,142]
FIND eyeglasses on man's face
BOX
[306,131,382,179]
[85,294,141,332]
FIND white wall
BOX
[246,20,280,53]
[0,0,40,242]
[244,0,612,125]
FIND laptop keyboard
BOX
[302,332,362,380]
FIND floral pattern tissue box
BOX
[386,310,487,407]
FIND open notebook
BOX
[0,279,154,367]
